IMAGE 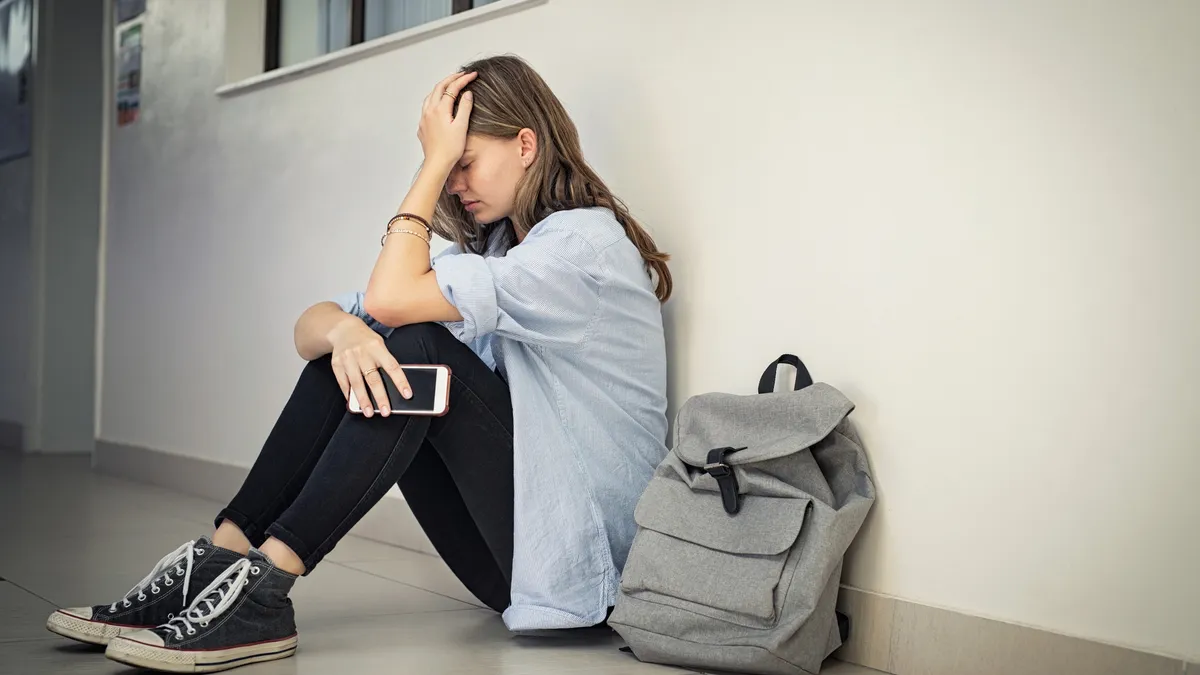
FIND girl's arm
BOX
[362,165,462,327]
[293,301,361,361]
[363,71,477,327]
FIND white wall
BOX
[0,157,32,426]
[100,0,1200,660]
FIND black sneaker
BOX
[46,537,244,646]
[105,549,298,673]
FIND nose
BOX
[446,167,467,196]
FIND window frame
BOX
[264,0,477,72]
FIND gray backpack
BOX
[609,355,876,675]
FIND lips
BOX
[462,200,480,212]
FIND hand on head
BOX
[418,71,478,171]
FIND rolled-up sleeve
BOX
[330,291,394,337]
[330,243,463,338]
[433,226,602,348]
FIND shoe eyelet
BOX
[250,565,261,575]
[194,548,205,555]
[187,628,196,636]
[152,588,160,595]
[167,613,174,619]
[137,594,147,601]
[200,621,209,628]
[123,600,132,608]
[164,578,174,586]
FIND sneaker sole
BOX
[46,610,147,646]
[105,634,298,673]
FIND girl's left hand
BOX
[418,71,477,172]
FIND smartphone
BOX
[347,365,451,416]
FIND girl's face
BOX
[444,131,536,225]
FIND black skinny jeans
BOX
[215,323,515,613]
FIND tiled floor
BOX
[0,451,883,675]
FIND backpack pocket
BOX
[620,476,811,623]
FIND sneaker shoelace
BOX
[161,559,257,641]
[111,540,204,612]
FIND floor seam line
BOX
[1,580,57,608]
[324,560,489,610]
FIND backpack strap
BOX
[703,446,746,515]
[757,354,814,394]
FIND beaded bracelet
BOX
[387,213,431,237]
[380,228,431,246]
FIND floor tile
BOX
[0,500,204,542]
[342,550,487,608]
[0,521,213,607]
[0,639,124,675]
[323,534,427,565]
[214,609,694,675]
[291,561,477,625]
[0,456,205,541]
[111,481,229,528]
[0,582,55,643]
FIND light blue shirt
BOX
[334,207,669,630]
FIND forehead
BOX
[464,135,510,156]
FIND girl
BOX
[46,54,671,673]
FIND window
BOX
[264,0,502,71]
[0,0,33,161]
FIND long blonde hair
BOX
[433,55,672,302]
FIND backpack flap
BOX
[633,477,811,555]
[673,382,854,469]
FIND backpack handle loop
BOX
[757,354,813,394]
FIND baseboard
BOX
[0,420,22,451]
[92,440,438,556]
[91,440,1196,674]
[833,586,1194,675]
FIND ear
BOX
[517,128,538,168]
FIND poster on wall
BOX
[0,0,33,162]
[115,21,143,126]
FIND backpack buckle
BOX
[702,462,731,475]
[703,447,746,516]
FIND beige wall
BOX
[100,0,1200,660]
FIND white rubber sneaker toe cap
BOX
[46,607,126,645]
[117,628,167,647]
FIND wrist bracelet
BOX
[381,228,431,246]
[388,213,431,236]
